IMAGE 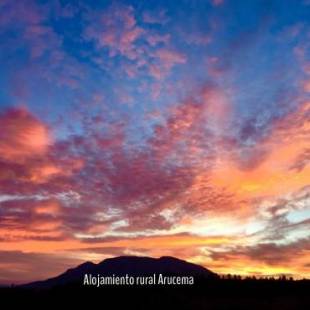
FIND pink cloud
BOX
[146,33,170,47]
[148,49,187,79]
[211,0,224,6]
[23,24,61,58]
[0,0,44,27]
[0,83,234,240]
[85,4,143,60]
[142,9,168,25]
[156,49,187,69]
[149,64,164,80]
[0,107,51,162]
[0,107,85,197]
[0,0,61,59]
[303,80,310,92]
[303,63,310,74]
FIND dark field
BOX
[1,279,309,309]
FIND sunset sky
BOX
[0,0,309,284]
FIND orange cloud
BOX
[0,233,232,252]
[209,101,310,201]
[206,239,310,278]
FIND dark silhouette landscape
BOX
[1,256,309,309]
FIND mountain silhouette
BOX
[22,256,218,289]
[4,256,309,309]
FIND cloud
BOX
[146,33,170,47]
[142,9,168,25]
[156,48,187,68]
[0,107,50,162]
[83,3,186,80]
[147,48,188,80]
[303,80,310,92]
[84,4,143,60]
[0,106,84,195]
[0,198,65,241]
[0,0,61,59]
[0,84,308,270]
[0,82,233,242]
[209,238,310,277]
[211,0,224,7]
[0,250,83,284]
[290,148,310,172]
[0,0,44,28]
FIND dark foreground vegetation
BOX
[1,278,309,309]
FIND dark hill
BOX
[22,255,218,289]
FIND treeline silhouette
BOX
[1,277,309,309]
[219,274,298,281]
